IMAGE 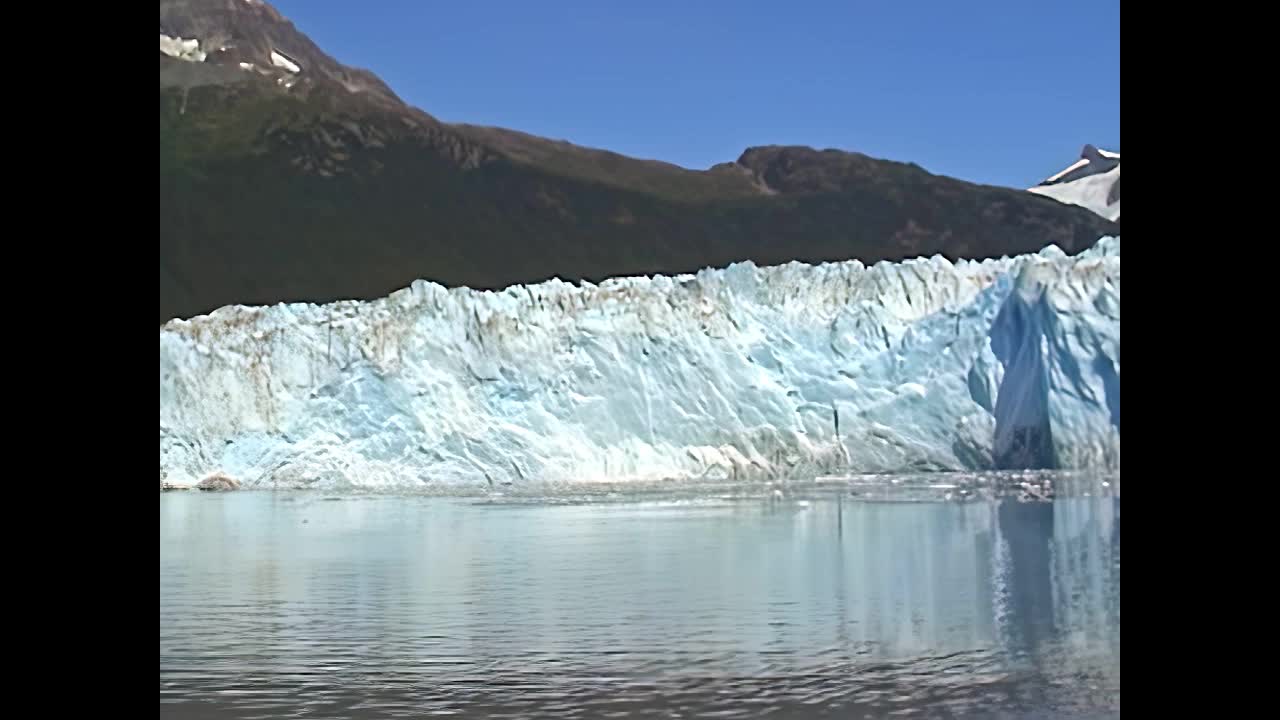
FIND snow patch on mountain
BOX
[160,33,206,62]
[270,50,300,73]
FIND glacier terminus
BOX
[160,238,1119,489]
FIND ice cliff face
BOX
[159,238,1119,489]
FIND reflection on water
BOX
[160,483,1119,718]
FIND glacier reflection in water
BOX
[160,479,1119,718]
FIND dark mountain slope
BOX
[159,0,1118,322]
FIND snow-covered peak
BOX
[1029,145,1120,222]
[1035,144,1119,187]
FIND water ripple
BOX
[161,473,1119,718]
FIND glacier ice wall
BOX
[160,238,1119,489]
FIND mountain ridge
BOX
[158,0,1118,322]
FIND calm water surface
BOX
[160,476,1119,718]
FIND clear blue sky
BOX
[272,0,1119,189]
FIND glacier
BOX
[160,237,1119,490]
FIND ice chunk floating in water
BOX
[159,238,1119,489]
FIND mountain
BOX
[160,237,1120,489]
[159,0,1119,323]
[1027,145,1120,222]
